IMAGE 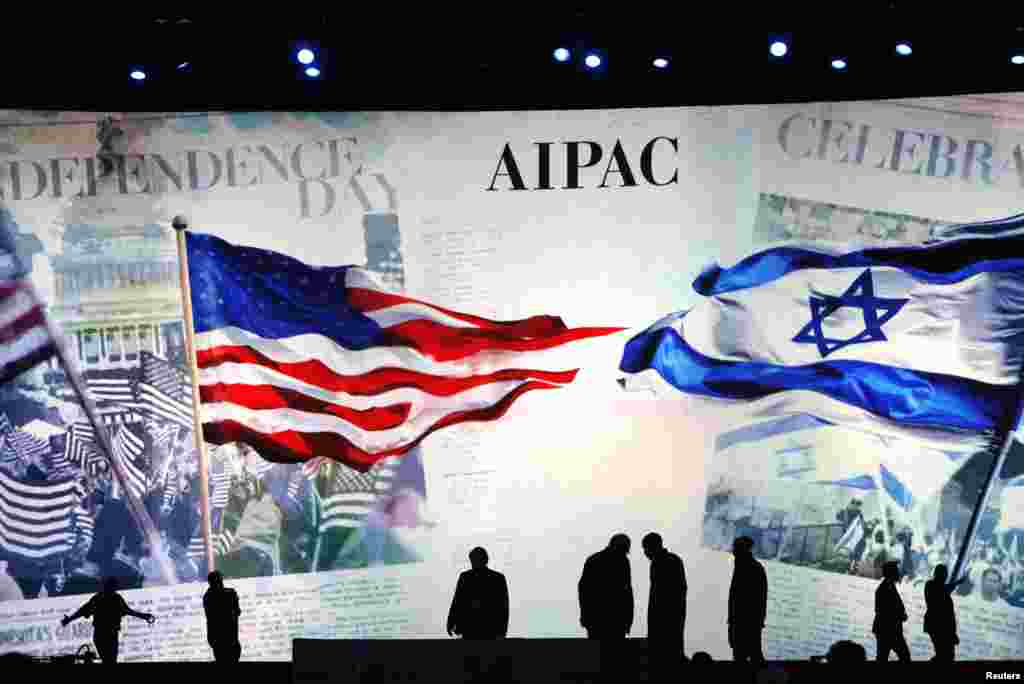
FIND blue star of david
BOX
[792,269,908,358]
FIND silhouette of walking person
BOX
[579,534,633,640]
[447,547,510,639]
[728,535,767,664]
[873,560,910,661]
[203,571,242,663]
[923,564,965,661]
[60,577,155,664]
[641,532,686,678]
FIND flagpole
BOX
[950,422,1021,584]
[172,216,215,576]
[26,282,178,586]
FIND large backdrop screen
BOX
[2,98,1024,661]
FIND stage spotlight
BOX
[297,48,315,65]
[770,41,788,58]
[653,57,669,69]
[554,47,570,62]
[895,42,912,56]
[831,58,847,70]
[1013,54,1024,65]
[305,66,321,78]
[130,70,146,81]
[584,54,601,68]
[177,62,190,70]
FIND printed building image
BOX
[48,201,185,373]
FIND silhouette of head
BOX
[933,564,948,583]
[208,571,224,590]
[469,547,488,569]
[826,640,866,663]
[881,560,900,582]
[691,651,713,664]
[733,535,754,559]
[982,567,1003,601]
[874,530,885,544]
[641,532,663,560]
[608,534,630,556]
[102,577,118,593]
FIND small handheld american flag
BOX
[0,215,57,384]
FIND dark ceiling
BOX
[6,6,1024,110]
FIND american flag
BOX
[0,437,17,470]
[0,217,56,385]
[134,381,193,431]
[210,457,231,509]
[0,469,77,562]
[134,352,193,430]
[186,232,622,472]
[137,351,190,400]
[372,456,400,498]
[64,421,101,471]
[212,527,234,557]
[320,464,378,533]
[110,424,147,501]
[6,428,51,465]
[83,368,139,406]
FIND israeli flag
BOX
[620,216,1024,451]
[835,515,865,554]
[713,415,963,514]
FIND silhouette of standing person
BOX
[447,547,509,684]
[579,534,634,640]
[873,560,910,661]
[447,547,509,639]
[728,535,767,664]
[203,571,242,663]
[641,532,686,677]
[923,564,965,661]
[60,577,155,664]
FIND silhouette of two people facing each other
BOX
[447,546,510,639]
[578,533,766,666]
[204,571,242,663]
[923,563,966,662]
[61,577,155,664]
[578,532,689,679]
[728,535,768,664]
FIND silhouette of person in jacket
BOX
[873,560,910,661]
[447,547,509,639]
[728,535,767,664]
[61,577,155,664]
[203,571,242,662]
[579,534,634,640]
[924,564,965,661]
[642,532,687,675]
